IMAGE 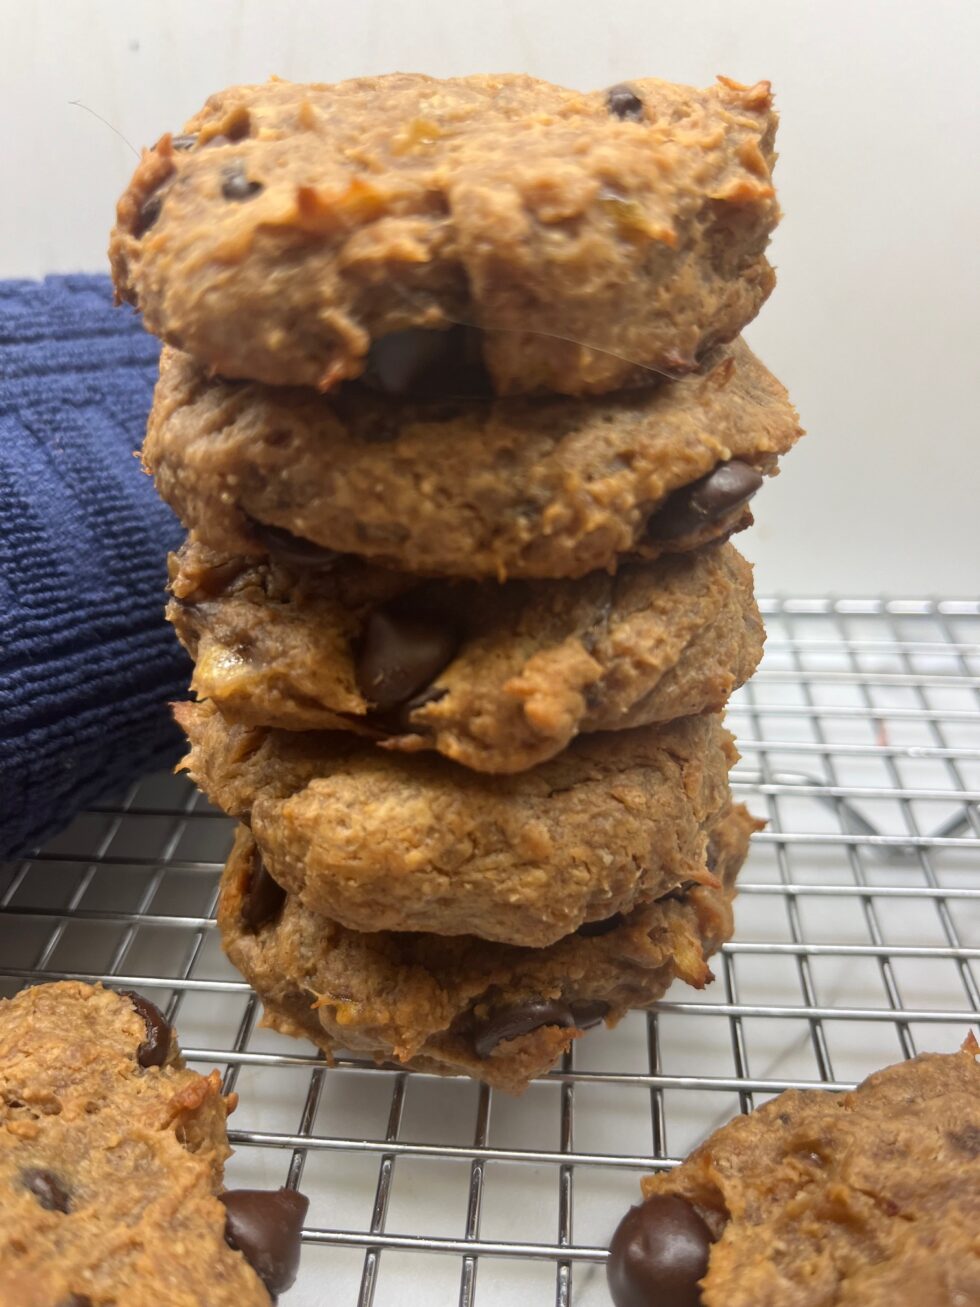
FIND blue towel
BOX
[0,274,191,858]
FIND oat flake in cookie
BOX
[168,537,763,772]
[219,807,757,1094]
[111,72,779,395]
[144,337,802,580]
[0,981,308,1304]
[175,700,737,947]
[609,1039,980,1307]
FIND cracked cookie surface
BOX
[144,337,801,580]
[176,700,737,946]
[219,806,756,1093]
[169,537,762,773]
[612,1042,980,1306]
[0,982,279,1306]
[111,72,779,396]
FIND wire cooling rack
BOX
[2,596,978,1306]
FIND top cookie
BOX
[110,72,779,395]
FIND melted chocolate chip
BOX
[58,1297,93,1307]
[242,849,286,932]
[362,326,493,399]
[647,460,763,541]
[569,1000,610,1030]
[249,520,343,570]
[577,913,625,938]
[134,193,164,238]
[222,164,263,201]
[473,1000,576,1058]
[355,606,459,712]
[220,1187,309,1297]
[22,1168,70,1213]
[607,84,645,122]
[120,990,172,1068]
[607,1194,712,1307]
[171,133,198,150]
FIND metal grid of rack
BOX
[2,597,978,1306]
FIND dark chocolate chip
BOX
[22,1168,70,1213]
[473,1000,576,1058]
[947,1125,980,1158]
[222,164,263,201]
[569,1000,610,1030]
[362,326,493,399]
[647,460,763,541]
[58,1297,93,1307]
[242,848,286,932]
[607,1194,712,1307]
[134,193,163,237]
[607,84,645,122]
[577,913,625,938]
[355,606,459,712]
[171,133,198,150]
[249,520,343,570]
[120,990,172,1068]
[660,879,698,904]
[220,1187,309,1297]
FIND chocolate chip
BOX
[607,84,645,122]
[120,990,172,1068]
[134,193,163,237]
[355,606,459,712]
[362,326,493,399]
[577,913,625,938]
[242,849,286,932]
[22,1168,70,1213]
[607,1194,712,1307]
[58,1297,93,1307]
[222,164,263,201]
[569,1000,610,1029]
[249,520,343,570]
[647,460,763,541]
[220,1187,309,1297]
[473,1000,577,1058]
[171,133,198,150]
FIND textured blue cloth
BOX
[0,274,191,858]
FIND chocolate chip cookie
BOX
[608,1039,980,1307]
[111,72,778,396]
[168,536,762,773]
[144,337,801,580]
[219,805,756,1093]
[175,700,737,946]
[0,981,307,1304]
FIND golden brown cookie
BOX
[175,700,737,947]
[144,338,801,580]
[219,806,756,1094]
[608,1040,980,1307]
[0,981,307,1305]
[111,72,779,396]
[168,537,762,773]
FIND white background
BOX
[2,0,978,595]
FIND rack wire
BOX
[2,596,978,1306]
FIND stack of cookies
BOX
[110,72,802,1092]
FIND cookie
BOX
[0,981,307,1304]
[608,1039,980,1307]
[219,806,756,1093]
[144,337,801,580]
[110,72,778,396]
[168,536,762,773]
[175,700,737,947]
